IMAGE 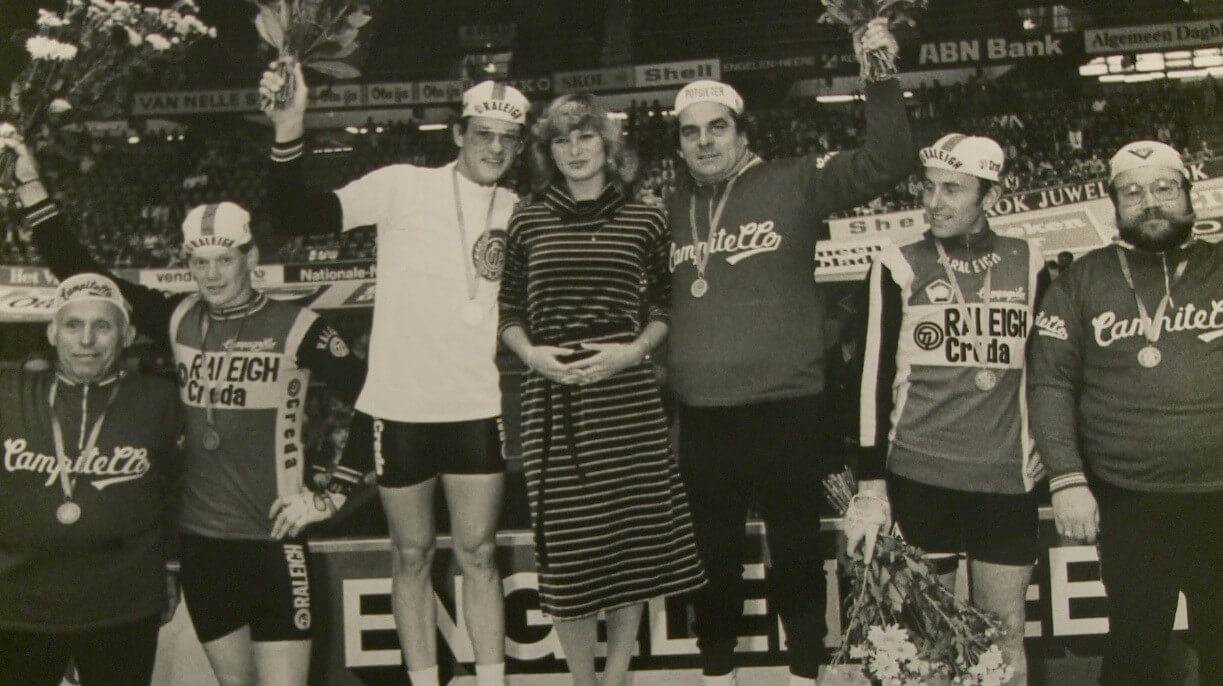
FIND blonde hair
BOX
[527,93,635,196]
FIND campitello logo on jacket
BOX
[3,438,151,489]
[1091,298,1223,346]
[669,220,782,271]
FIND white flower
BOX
[126,27,143,46]
[25,36,78,61]
[207,27,217,38]
[53,41,79,60]
[975,645,1005,672]
[0,123,18,139]
[146,33,171,51]
[48,98,72,113]
[36,9,67,28]
[848,644,869,660]
[872,655,902,681]
[867,624,912,655]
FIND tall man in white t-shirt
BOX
[260,64,527,686]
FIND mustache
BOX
[1137,206,1194,223]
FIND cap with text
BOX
[919,133,1005,182]
[54,273,131,324]
[181,202,252,256]
[674,80,744,116]
[1108,140,1188,182]
[462,81,529,126]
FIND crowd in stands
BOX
[1,74,1217,267]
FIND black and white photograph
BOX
[0,1,1220,684]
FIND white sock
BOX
[787,675,816,686]
[475,662,505,686]
[406,664,439,686]
[702,672,737,686]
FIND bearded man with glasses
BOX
[261,64,529,686]
[1028,140,1223,686]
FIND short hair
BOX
[527,93,634,196]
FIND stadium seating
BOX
[1,76,1216,267]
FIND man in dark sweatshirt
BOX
[1028,140,1222,686]
[0,274,182,686]
[664,17,915,686]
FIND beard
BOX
[1117,206,1196,252]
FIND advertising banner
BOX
[1085,19,1223,54]
[633,59,721,88]
[299,515,1184,685]
[553,67,635,94]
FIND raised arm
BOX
[804,20,916,216]
[8,137,183,346]
[261,60,344,237]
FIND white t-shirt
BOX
[335,161,517,422]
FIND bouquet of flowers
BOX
[817,0,927,82]
[251,0,373,109]
[0,0,214,189]
[820,468,1015,685]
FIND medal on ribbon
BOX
[1115,246,1188,370]
[48,378,122,526]
[452,166,499,325]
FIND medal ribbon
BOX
[934,240,992,368]
[198,309,249,433]
[687,157,761,283]
[48,377,122,506]
[1115,246,1189,347]
[451,166,499,302]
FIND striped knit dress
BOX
[498,182,706,619]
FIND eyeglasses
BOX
[1115,178,1184,206]
[469,128,522,149]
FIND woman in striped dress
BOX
[498,93,705,686]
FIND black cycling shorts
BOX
[180,533,314,643]
[887,473,1039,567]
[369,413,505,488]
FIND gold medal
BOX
[48,380,120,528]
[56,501,81,525]
[690,277,709,298]
[974,369,999,391]
[1137,345,1162,368]
[203,427,221,451]
[1116,248,1187,373]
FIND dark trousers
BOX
[0,614,159,686]
[678,395,834,679]
[1093,480,1222,686]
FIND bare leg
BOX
[442,473,506,667]
[251,640,311,686]
[200,627,257,686]
[970,560,1033,685]
[380,479,440,672]
[553,615,600,686]
[602,603,644,686]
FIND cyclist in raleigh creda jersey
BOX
[9,137,368,686]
